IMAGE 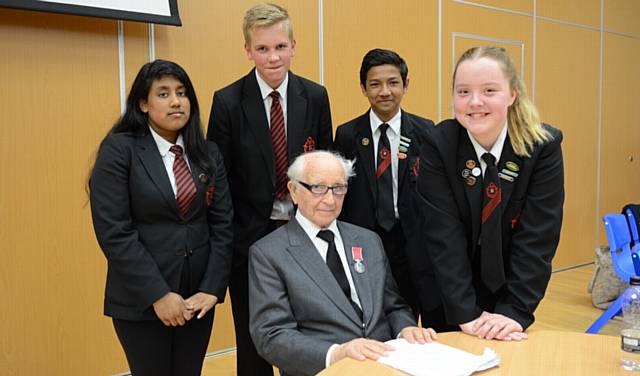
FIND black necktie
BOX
[480,152,506,292]
[375,123,396,231]
[317,230,363,320]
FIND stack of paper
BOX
[378,339,500,376]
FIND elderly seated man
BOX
[248,150,437,376]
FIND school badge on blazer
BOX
[206,185,216,207]
[411,157,420,177]
[303,136,316,152]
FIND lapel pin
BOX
[466,159,476,169]
[352,247,365,273]
[505,161,520,172]
[397,152,407,159]
[361,137,370,146]
[400,135,412,144]
[471,167,481,177]
[498,172,515,182]
[461,169,471,179]
[500,168,518,178]
[399,145,408,153]
[466,176,476,186]
[199,173,208,183]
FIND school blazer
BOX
[334,110,434,244]
[411,119,564,329]
[207,69,333,266]
[90,131,233,320]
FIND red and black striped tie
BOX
[270,91,289,199]
[480,152,505,292]
[170,145,197,217]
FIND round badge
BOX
[361,137,370,146]
[461,169,471,179]
[466,160,476,169]
[471,167,481,177]
[354,262,365,274]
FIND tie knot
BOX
[170,145,183,157]
[269,91,280,100]
[481,152,496,166]
[378,123,389,134]
[317,230,334,243]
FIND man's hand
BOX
[460,311,527,341]
[399,326,438,344]
[184,292,218,319]
[152,292,190,327]
[330,338,394,365]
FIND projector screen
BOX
[0,0,181,26]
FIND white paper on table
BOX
[377,338,500,376]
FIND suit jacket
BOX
[410,119,564,329]
[334,110,434,251]
[248,219,415,376]
[90,131,234,320]
[207,69,333,266]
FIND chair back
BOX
[625,207,640,245]
[603,214,635,282]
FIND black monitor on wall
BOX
[0,0,181,26]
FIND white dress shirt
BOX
[467,123,508,177]
[370,109,401,218]
[149,126,189,197]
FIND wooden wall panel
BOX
[537,0,600,27]
[0,7,126,375]
[600,34,640,229]
[124,22,151,100]
[535,20,600,268]
[324,0,439,126]
[604,0,640,37]
[452,0,532,14]
[442,0,533,119]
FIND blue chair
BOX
[626,207,639,246]
[586,214,640,334]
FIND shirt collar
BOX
[295,210,339,240]
[467,122,508,164]
[255,69,288,103]
[369,108,402,136]
[148,125,185,157]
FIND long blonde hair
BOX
[453,46,551,157]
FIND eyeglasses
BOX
[297,181,348,196]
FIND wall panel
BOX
[324,0,439,126]
[0,7,126,375]
[600,34,640,230]
[451,0,532,14]
[535,20,600,268]
[605,0,640,37]
[537,0,600,27]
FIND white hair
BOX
[287,150,355,183]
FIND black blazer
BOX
[207,69,332,266]
[90,131,233,321]
[411,119,564,329]
[334,110,433,241]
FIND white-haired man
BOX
[248,151,437,376]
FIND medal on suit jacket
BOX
[352,247,365,273]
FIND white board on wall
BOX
[0,0,181,25]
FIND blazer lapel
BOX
[355,113,376,201]
[285,220,362,326]
[339,222,373,326]
[136,132,180,215]
[457,130,483,249]
[241,70,276,187]
[286,72,307,160]
[397,111,413,194]
[497,134,522,210]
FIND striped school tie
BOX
[270,91,289,199]
[170,145,197,217]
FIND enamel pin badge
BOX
[352,247,365,273]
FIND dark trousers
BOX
[376,221,420,319]
[112,255,215,376]
[229,219,284,376]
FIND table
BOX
[318,330,628,375]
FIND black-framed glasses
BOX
[297,181,348,196]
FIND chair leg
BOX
[586,296,623,334]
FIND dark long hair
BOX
[100,59,212,174]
